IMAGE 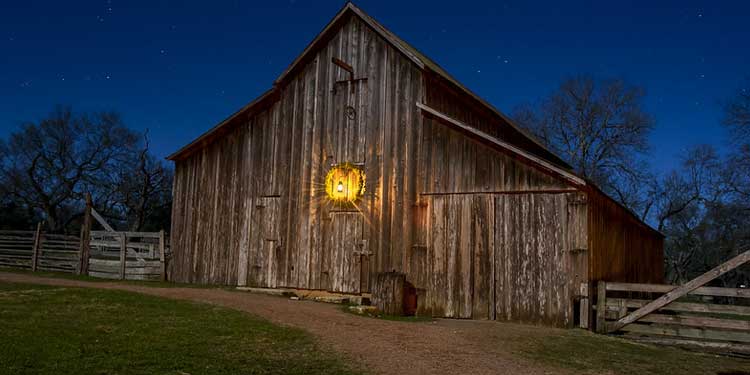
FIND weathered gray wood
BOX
[78,192,92,275]
[606,298,750,316]
[610,249,750,332]
[606,282,750,298]
[91,208,115,232]
[579,282,589,329]
[163,6,662,328]
[91,231,162,238]
[119,234,127,280]
[159,229,166,281]
[638,313,750,331]
[622,323,750,344]
[30,222,42,272]
[626,336,750,354]
[596,281,607,333]
[416,102,585,186]
[372,272,406,315]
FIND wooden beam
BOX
[119,233,127,280]
[609,249,750,332]
[332,57,354,81]
[606,298,750,316]
[596,281,607,333]
[30,222,42,272]
[91,208,115,232]
[622,323,750,344]
[159,229,166,282]
[78,193,92,275]
[639,313,750,331]
[579,282,589,329]
[416,102,586,186]
[606,282,750,298]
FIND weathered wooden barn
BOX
[167,3,663,327]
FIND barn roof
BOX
[167,2,566,168]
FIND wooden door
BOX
[493,193,586,327]
[247,196,282,288]
[423,195,493,319]
[326,212,364,293]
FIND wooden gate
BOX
[595,250,750,351]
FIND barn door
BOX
[326,212,364,293]
[423,195,493,319]
[247,196,282,288]
[493,193,585,327]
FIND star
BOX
[105,74,111,80]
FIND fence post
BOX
[30,222,42,272]
[78,193,92,275]
[579,282,589,329]
[159,229,166,282]
[596,281,607,333]
[119,233,127,280]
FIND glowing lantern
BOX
[325,163,365,203]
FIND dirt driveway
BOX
[0,271,566,375]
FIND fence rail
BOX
[0,226,169,281]
[88,231,167,281]
[595,281,750,351]
[0,227,80,273]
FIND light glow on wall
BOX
[325,163,365,203]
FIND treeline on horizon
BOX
[1,76,748,286]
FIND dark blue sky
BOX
[2,1,748,173]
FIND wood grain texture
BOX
[168,12,661,326]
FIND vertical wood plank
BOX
[31,222,42,272]
[119,233,127,280]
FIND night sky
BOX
[2,1,748,173]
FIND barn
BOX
[167,2,663,327]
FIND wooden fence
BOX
[87,231,167,281]
[0,222,169,281]
[595,281,750,352]
[593,250,750,353]
[0,225,80,273]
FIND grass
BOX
[517,328,750,375]
[338,304,434,323]
[0,267,228,289]
[0,282,360,375]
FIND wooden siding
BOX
[587,187,664,284]
[169,9,662,326]
[414,192,586,326]
[170,15,425,288]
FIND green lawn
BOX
[0,267,225,289]
[518,328,750,375]
[0,282,359,375]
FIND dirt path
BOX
[0,272,566,375]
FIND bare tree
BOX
[724,80,750,141]
[513,76,655,215]
[111,132,173,231]
[0,106,138,232]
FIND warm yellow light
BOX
[325,163,365,203]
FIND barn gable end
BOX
[168,3,663,327]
